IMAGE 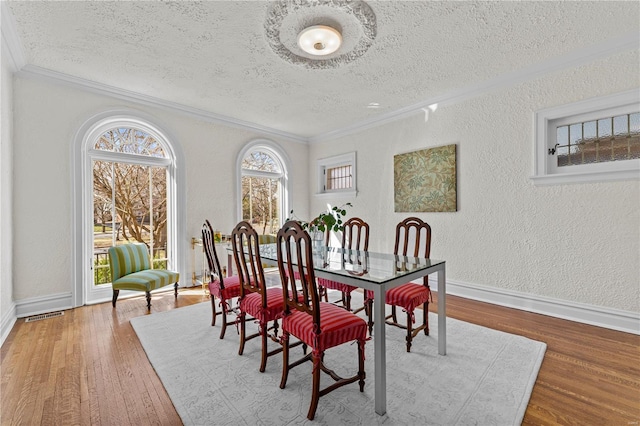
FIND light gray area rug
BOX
[131,298,546,426]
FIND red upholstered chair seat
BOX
[209,274,241,301]
[365,284,430,315]
[386,283,431,313]
[239,287,284,322]
[282,302,367,352]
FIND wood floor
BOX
[1,286,638,425]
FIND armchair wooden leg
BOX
[238,312,247,355]
[174,282,178,298]
[406,311,413,353]
[345,292,352,311]
[145,291,151,310]
[210,296,218,327]
[259,321,268,373]
[280,333,290,389]
[365,298,374,336]
[424,301,429,335]
[220,302,229,339]
[358,339,366,392]
[308,351,322,420]
[112,289,119,307]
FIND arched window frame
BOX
[236,139,291,228]
[72,110,186,307]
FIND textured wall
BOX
[309,49,640,313]
[1,47,14,319]
[11,77,309,301]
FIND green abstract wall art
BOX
[394,144,457,212]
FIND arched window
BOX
[237,140,290,236]
[73,112,183,306]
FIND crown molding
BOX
[1,2,26,71]
[5,1,638,147]
[308,31,640,144]
[16,64,309,144]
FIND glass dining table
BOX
[251,243,447,416]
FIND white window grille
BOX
[532,89,640,185]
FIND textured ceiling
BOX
[5,1,640,140]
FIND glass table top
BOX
[257,243,444,285]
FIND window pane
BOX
[630,113,640,133]
[326,164,352,190]
[558,113,640,167]
[94,128,167,158]
[92,160,169,285]
[242,150,281,173]
[597,118,612,138]
[583,121,597,141]
[613,115,628,137]
[93,160,114,285]
[242,176,280,235]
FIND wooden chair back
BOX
[202,220,226,288]
[276,220,320,327]
[342,217,369,251]
[231,221,267,301]
[394,217,431,258]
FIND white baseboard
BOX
[14,292,74,319]
[433,277,640,335]
[1,302,17,347]
[2,280,638,349]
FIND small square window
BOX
[317,152,357,197]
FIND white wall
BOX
[10,75,309,303]
[1,32,15,341]
[309,49,640,315]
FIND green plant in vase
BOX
[286,202,353,233]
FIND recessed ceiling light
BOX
[297,25,342,56]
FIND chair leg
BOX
[220,301,229,339]
[366,298,374,336]
[406,311,413,353]
[111,289,119,307]
[307,350,322,421]
[145,291,151,310]
[174,282,178,298]
[210,296,217,327]
[238,312,246,355]
[279,333,290,389]
[424,300,430,335]
[344,292,351,311]
[358,339,366,392]
[391,305,398,323]
[259,320,268,373]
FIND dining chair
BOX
[317,217,369,311]
[202,219,242,339]
[364,217,432,352]
[276,220,367,421]
[232,221,286,372]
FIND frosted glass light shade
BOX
[297,25,342,56]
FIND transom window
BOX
[555,112,640,167]
[532,89,640,185]
[94,128,167,157]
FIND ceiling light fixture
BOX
[297,25,342,56]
